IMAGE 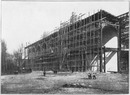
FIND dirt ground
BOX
[1,71,129,94]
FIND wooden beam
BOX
[100,10,103,72]
[105,48,118,52]
[103,46,106,73]
[118,23,121,73]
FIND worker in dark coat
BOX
[43,67,46,76]
[92,73,96,79]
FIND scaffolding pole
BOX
[100,10,103,72]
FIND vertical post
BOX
[82,51,84,72]
[93,10,95,71]
[25,48,27,68]
[27,48,29,68]
[118,23,121,73]
[73,21,78,71]
[81,15,83,72]
[90,12,92,71]
[85,17,87,71]
[88,12,91,70]
[100,10,102,72]
[97,10,99,72]
[85,13,88,71]
[103,46,106,73]
[61,28,64,70]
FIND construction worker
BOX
[43,67,46,76]
[92,73,96,79]
[88,73,92,79]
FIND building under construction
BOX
[25,10,129,73]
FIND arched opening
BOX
[102,25,118,72]
[91,25,119,72]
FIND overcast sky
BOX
[2,1,129,54]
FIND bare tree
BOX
[40,31,48,39]
[6,53,17,74]
[13,44,23,68]
[1,40,7,74]
[1,40,17,74]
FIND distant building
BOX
[25,10,129,73]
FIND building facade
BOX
[25,10,129,73]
